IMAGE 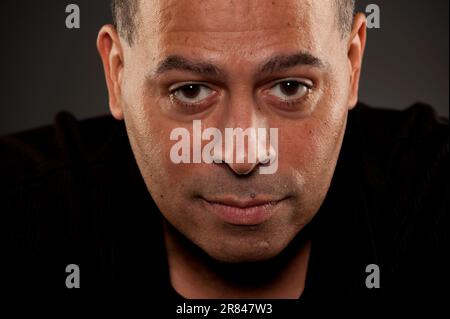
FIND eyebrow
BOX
[259,52,328,74]
[152,51,327,78]
[154,55,223,78]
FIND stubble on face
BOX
[119,0,352,263]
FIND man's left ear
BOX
[347,13,367,110]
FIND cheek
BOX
[125,114,199,233]
[279,124,321,180]
[279,111,346,185]
[123,103,179,194]
[121,75,199,217]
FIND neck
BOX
[163,221,312,299]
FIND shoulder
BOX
[347,102,448,195]
[347,102,448,220]
[349,102,448,162]
[0,111,124,187]
[1,112,151,290]
[347,103,448,295]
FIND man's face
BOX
[106,0,360,263]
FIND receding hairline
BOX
[111,0,355,45]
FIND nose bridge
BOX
[219,87,271,175]
[224,84,257,129]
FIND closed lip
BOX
[201,196,287,225]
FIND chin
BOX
[202,238,288,264]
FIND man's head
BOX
[97,0,366,263]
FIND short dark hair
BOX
[111,0,355,45]
[335,0,356,36]
[111,0,140,45]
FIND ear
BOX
[97,24,125,120]
[347,13,367,110]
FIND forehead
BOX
[135,0,338,68]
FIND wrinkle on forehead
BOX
[140,0,321,34]
[134,0,339,69]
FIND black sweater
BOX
[1,103,448,304]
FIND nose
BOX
[227,157,259,176]
[216,91,273,176]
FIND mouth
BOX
[201,196,287,226]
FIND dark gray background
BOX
[0,0,448,135]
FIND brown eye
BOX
[178,84,201,99]
[171,83,214,104]
[279,81,301,96]
[268,79,310,101]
